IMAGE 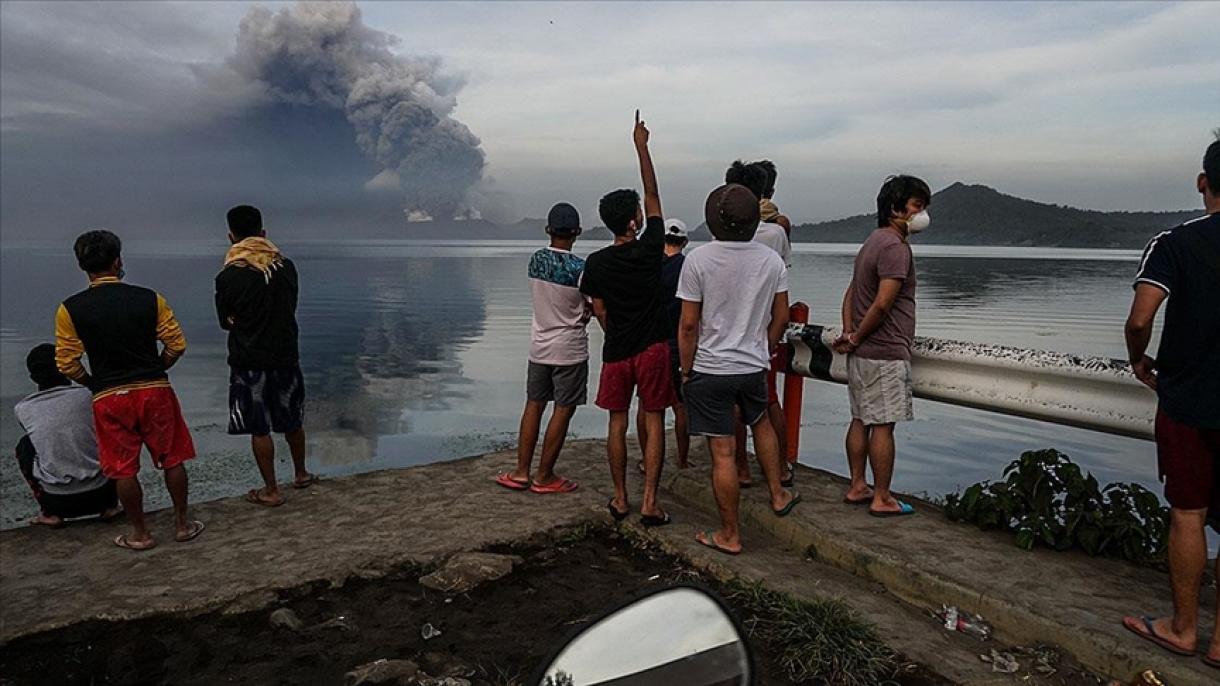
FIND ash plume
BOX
[228,1,485,221]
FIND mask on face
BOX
[906,210,930,234]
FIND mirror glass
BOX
[542,587,750,686]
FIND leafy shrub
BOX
[943,449,1168,564]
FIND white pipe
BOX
[786,323,1156,440]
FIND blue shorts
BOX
[228,366,305,436]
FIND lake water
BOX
[0,239,1163,528]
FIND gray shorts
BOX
[847,356,914,426]
[683,371,769,437]
[527,360,588,406]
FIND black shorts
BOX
[683,371,768,437]
[526,361,588,407]
[668,341,684,404]
[39,481,118,519]
[228,366,306,436]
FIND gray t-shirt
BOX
[14,385,106,495]
[850,228,917,360]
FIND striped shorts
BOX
[847,356,914,426]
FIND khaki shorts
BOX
[847,356,913,426]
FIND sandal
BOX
[607,499,629,522]
[695,530,740,556]
[293,474,320,489]
[114,534,156,551]
[529,477,579,494]
[175,520,206,543]
[640,512,672,528]
[246,488,285,508]
[869,501,916,518]
[773,492,802,517]
[1121,616,1196,656]
[494,473,531,491]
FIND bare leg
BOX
[734,419,751,484]
[250,434,284,504]
[868,423,902,512]
[844,419,873,501]
[511,400,545,482]
[116,476,152,546]
[164,464,193,539]
[285,428,312,484]
[640,410,666,517]
[674,403,691,468]
[635,403,647,472]
[607,411,630,513]
[704,436,742,552]
[751,417,795,512]
[1209,555,1220,661]
[768,403,788,465]
[535,404,577,484]
[1130,508,1206,652]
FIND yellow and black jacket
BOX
[55,277,186,399]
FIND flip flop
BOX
[1122,616,1196,657]
[773,492,802,517]
[607,499,629,522]
[695,530,740,556]
[530,477,578,494]
[293,474,320,489]
[1203,654,1220,669]
[640,512,672,528]
[494,473,531,491]
[780,464,795,488]
[843,494,873,506]
[869,501,916,518]
[114,534,156,551]
[175,519,206,543]
[246,488,285,508]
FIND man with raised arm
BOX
[832,175,931,518]
[579,112,674,526]
[1121,137,1220,669]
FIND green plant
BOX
[943,449,1168,564]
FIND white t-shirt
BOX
[676,240,789,375]
[528,247,590,365]
[753,222,791,268]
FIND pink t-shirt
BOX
[528,247,590,365]
[850,229,916,360]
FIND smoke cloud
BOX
[228,1,485,221]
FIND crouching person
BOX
[14,344,121,527]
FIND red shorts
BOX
[596,341,676,412]
[1156,408,1220,512]
[94,385,196,480]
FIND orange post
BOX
[783,302,809,464]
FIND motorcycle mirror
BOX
[537,585,753,686]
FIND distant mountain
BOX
[792,182,1199,248]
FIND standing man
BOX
[636,219,692,471]
[580,112,674,526]
[56,230,203,550]
[832,175,931,517]
[15,344,120,527]
[679,183,800,555]
[495,202,588,494]
[216,205,315,507]
[1122,138,1220,669]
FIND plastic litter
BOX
[420,622,442,640]
[936,605,993,640]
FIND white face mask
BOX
[906,210,930,234]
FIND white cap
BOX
[664,218,688,238]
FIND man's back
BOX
[14,385,106,495]
[528,247,588,365]
[215,258,300,369]
[1135,212,1220,428]
[850,229,917,361]
[677,240,788,374]
[753,221,792,268]
[58,280,169,392]
[580,217,669,362]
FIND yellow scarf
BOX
[224,237,284,283]
[759,198,781,223]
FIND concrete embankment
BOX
[0,438,1213,684]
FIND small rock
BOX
[344,659,419,686]
[419,552,523,593]
[269,608,305,632]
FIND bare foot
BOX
[30,513,64,527]
[695,529,741,555]
[246,487,285,507]
[292,473,320,489]
[844,484,874,504]
[114,533,156,551]
[175,519,206,543]
[1121,616,1197,655]
[770,489,798,513]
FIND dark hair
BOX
[227,205,263,239]
[73,230,122,273]
[876,175,932,228]
[598,189,641,236]
[664,235,688,247]
[1204,139,1220,196]
[755,160,778,199]
[26,343,69,389]
[724,161,768,200]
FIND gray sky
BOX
[1,1,1217,241]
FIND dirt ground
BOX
[2,527,954,686]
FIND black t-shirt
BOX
[661,252,685,342]
[215,258,300,370]
[1133,212,1220,428]
[580,216,670,362]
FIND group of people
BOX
[14,205,313,550]
[493,113,928,555]
[11,113,1220,668]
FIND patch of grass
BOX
[550,521,602,547]
[725,580,898,686]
